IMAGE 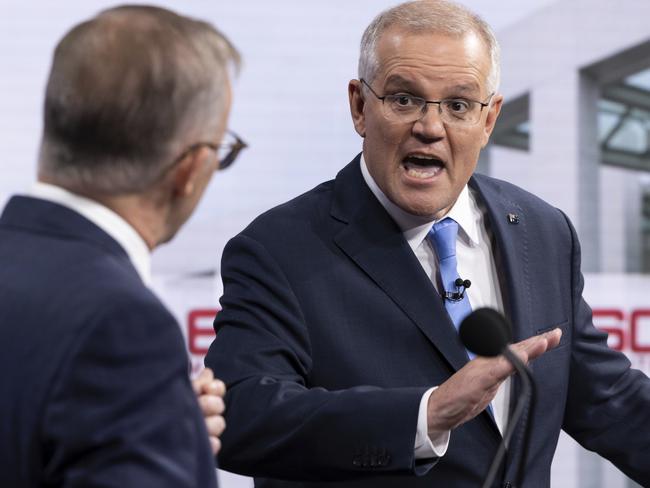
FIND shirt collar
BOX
[359,154,481,253]
[29,182,152,286]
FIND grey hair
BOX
[358,0,500,94]
[39,5,241,194]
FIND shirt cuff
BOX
[414,387,450,459]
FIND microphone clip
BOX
[442,278,471,302]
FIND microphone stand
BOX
[481,347,536,488]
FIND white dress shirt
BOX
[29,182,152,287]
[359,156,510,459]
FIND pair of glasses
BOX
[173,130,247,171]
[360,78,493,127]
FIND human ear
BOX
[481,93,503,147]
[171,148,208,197]
[348,80,367,138]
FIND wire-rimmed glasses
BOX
[360,78,493,126]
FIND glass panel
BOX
[600,71,650,160]
[599,98,626,114]
[607,118,647,154]
[630,107,650,126]
[598,111,622,140]
[625,68,650,91]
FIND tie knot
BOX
[428,217,458,260]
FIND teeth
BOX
[404,165,441,179]
[403,153,444,179]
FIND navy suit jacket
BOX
[205,156,650,487]
[0,196,217,488]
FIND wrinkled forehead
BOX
[373,28,492,90]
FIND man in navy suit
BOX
[0,5,245,487]
[205,1,650,486]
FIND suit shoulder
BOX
[472,173,577,249]
[242,179,335,237]
[473,173,566,219]
[73,251,175,323]
[83,266,179,342]
[28,240,179,346]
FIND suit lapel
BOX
[331,158,470,373]
[470,175,535,468]
[470,175,533,343]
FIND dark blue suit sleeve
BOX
[41,298,217,488]
[560,212,650,485]
[205,233,431,481]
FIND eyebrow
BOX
[383,74,420,92]
[382,75,482,98]
[449,84,481,95]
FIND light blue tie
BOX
[428,218,496,419]
[427,218,474,359]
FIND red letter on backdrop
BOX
[188,309,219,355]
[592,309,625,351]
[631,309,650,353]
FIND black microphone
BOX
[459,308,536,488]
[442,278,471,301]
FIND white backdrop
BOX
[1,1,647,487]
[0,0,558,277]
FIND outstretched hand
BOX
[426,328,562,435]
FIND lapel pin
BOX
[507,213,520,224]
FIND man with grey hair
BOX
[206,0,650,486]
[0,5,244,487]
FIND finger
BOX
[543,328,562,350]
[204,378,226,397]
[192,368,215,395]
[511,328,563,363]
[205,415,226,438]
[198,394,225,416]
[209,436,222,455]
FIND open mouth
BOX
[402,154,445,180]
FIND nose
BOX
[411,104,445,141]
